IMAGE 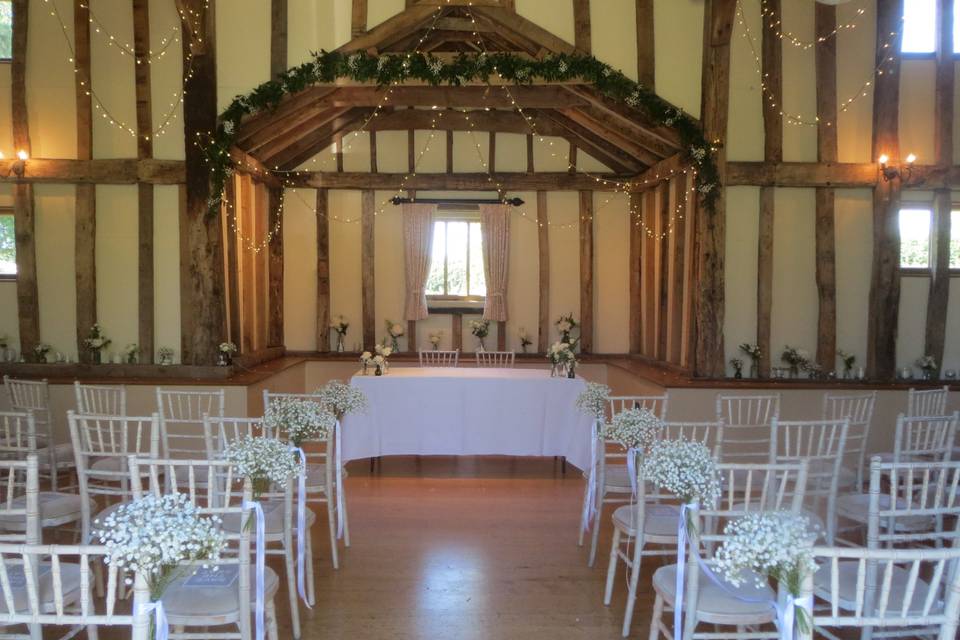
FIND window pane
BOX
[956,0,960,53]
[446,221,468,296]
[426,221,446,295]
[468,222,486,296]
[951,211,960,269]
[0,214,15,276]
[0,2,10,61]
[902,0,936,53]
[900,208,932,268]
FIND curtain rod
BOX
[390,196,524,206]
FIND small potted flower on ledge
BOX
[739,343,761,378]
[837,349,856,379]
[916,355,937,381]
[331,315,349,352]
[385,320,405,352]
[470,319,490,352]
[781,345,809,379]
[157,346,175,366]
[123,343,139,364]
[83,323,111,364]
[428,330,443,351]
[33,343,51,364]
[729,358,744,379]
[519,327,533,354]
[556,313,578,346]
[218,341,238,367]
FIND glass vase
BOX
[375,365,383,376]
[391,337,400,352]
[749,362,759,379]
[477,338,486,352]
[336,334,345,353]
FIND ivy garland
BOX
[204,50,720,216]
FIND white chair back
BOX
[156,388,225,459]
[607,394,669,421]
[822,391,877,488]
[660,420,725,458]
[0,455,40,546]
[0,410,38,459]
[74,382,127,417]
[715,393,780,463]
[2,377,50,415]
[907,385,950,417]
[893,412,958,463]
[770,418,849,543]
[419,350,459,367]
[475,351,515,368]
[805,544,960,640]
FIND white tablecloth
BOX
[342,367,594,471]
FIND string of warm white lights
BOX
[80,1,181,63]
[759,0,867,51]
[44,0,198,141]
[222,187,285,255]
[736,0,900,127]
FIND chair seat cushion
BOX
[163,566,280,622]
[652,563,776,620]
[813,560,940,615]
[0,493,92,529]
[220,500,316,536]
[35,443,76,468]
[603,466,634,492]
[612,504,682,539]
[836,493,934,531]
[0,562,82,613]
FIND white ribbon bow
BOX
[292,446,312,608]
[335,420,345,539]
[244,500,266,640]
[138,600,168,640]
[580,419,600,533]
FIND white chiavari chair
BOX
[74,382,127,417]
[647,461,810,640]
[603,421,724,634]
[418,349,459,367]
[206,414,314,634]
[129,457,280,640]
[715,392,780,463]
[156,387,225,459]
[475,351,515,368]
[0,543,151,640]
[0,412,89,542]
[872,412,959,467]
[907,385,950,417]
[262,389,350,568]
[821,391,876,489]
[803,544,960,640]
[579,394,671,566]
[3,376,74,492]
[769,418,848,543]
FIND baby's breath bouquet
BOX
[713,512,818,634]
[223,435,301,499]
[643,439,720,508]
[94,493,226,598]
[315,380,368,421]
[605,408,662,453]
[576,382,611,421]
[264,397,336,447]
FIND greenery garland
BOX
[204,50,720,216]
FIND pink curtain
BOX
[402,203,436,321]
[479,204,511,322]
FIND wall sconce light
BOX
[879,153,915,183]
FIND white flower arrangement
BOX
[781,345,810,369]
[739,343,761,361]
[469,319,490,339]
[93,493,226,592]
[314,380,368,420]
[157,346,175,365]
[123,343,139,364]
[33,343,50,362]
[263,397,336,447]
[518,327,533,351]
[576,382,611,420]
[605,407,662,452]
[555,313,578,342]
[385,320,405,338]
[547,341,576,365]
[331,315,349,336]
[643,439,720,507]
[360,350,372,364]
[83,323,111,352]
[916,355,937,372]
[219,341,237,354]
[428,330,443,347]
[223,435,302,498]
[837,349,856,372]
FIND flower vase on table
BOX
[375,365,383,376]
[566,362,576,379]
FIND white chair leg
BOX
[86,624,99,640]
[339,478,350,548]
[266,599,280,640]
[306,525,316,607]
[326,496,339,570]
[578,477,591,547]
[284,538,302,639]
[588,501,602,567]
[603,526,622,605]
[648,593,664,640]
[621,538,644,637]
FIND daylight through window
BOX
[0,212,15,277]
[951,211,960,269]
[0,2,10,61]
[426,219,485,298]
[899,208,932,269]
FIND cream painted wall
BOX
[723,186,759,372]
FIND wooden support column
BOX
[451,314,462,353]
[573,0,591,53]
[665,177,687,364]
[925,0,954,376]
[369,131,378,173]
[178,0,225,365]
[757,0,781,378]
[526,134,535,174]
[628,192,642,353]
[635,0,654,89]
[133,0,155,363]
[694,0,736,377]
[267,1,287,348]
[408,320,417,352]
[351,0,367,37]
[11,0,38,357]
[488,133,496,173]
[815,1,838,372]
[224,177,240,345]
[497,321,506,351]
[642,189,656,355]
[537,191,550,352]
[656,181,670,360]
[446,127,454,174]
[270,0,287,78]
[578,190,593,353]
[74,0,97,363]
[316,189,331,351]
[361,189,376,349]
[866,0,903,380]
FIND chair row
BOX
[418,349,515,368]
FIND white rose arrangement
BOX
[123,343,139,364]
[94,493,226,597]
[219,341,237,354]
[555,313,578,344]
[361,344,392,374]
[385,320,404,351]
[223,435,302,498]
[605,407,662,453]
[157,346,175,365]
[331,315,349,336]
[469,319,490,339]
[643,438,721,507]
[576,382,611,421]
[428,330,443,349]
[916,355,937,374]
[315,380,368,420]
[263,397,336,447]
[33,343,50,363]
[83,323,111,353]
[781,346,809,373]
[547,341,576,369]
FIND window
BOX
[902,0,937,53]
[0,2,10,61]
[951,210,960,269]
[0,211,15,278]
[899,207,932,269]
[426,219,486,298]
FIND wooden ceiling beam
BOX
[537,110,645,173]
[236,86,340,146]
[565,104,679,158]
[269,110,376,170]
[563,85,686,148]
[469,5,576,55]
[284,171,628,190]
[326,85,590,108]
[559,107,666,164]
[337,4,439,53]
[0,158,185,184]
[249,106,354,159]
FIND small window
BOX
[426,219,486,298]
[0,1,10,61]
[0,211,15,278]
[951,210,960,269]
[902,0,937,54]
[900,207,932,269]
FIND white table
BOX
[342,367,594,471]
